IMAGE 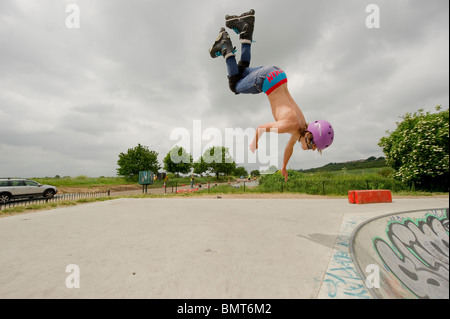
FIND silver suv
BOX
[0,178,58,203]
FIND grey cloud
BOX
[0,0,448,177]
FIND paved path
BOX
[0,196,447,299]
[110,181,241,196]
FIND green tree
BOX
[193,156,208,176]
[264,165,279,174]
[233,166,248,177]
[378,106,449,191]
[163,146,192,177]
[250,170,261,177]
[117,144,161,181]
[203,146,236,179]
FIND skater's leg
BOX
[209,10,256,95]
[225,9,255,44]
[237,42,251,75]
[226,10,255,74]
[208,28,241,77]
[235,66,271,94]
[209,28,236,60]
[209,28,241,94]
[226,56,241,93]
[240,43,251,64]
[226,56,239,77]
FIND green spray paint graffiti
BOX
[373,209,449,299]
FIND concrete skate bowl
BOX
[350,208,449,299]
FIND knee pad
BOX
[227,74,241,95]
[238,60,250,75]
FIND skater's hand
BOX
[281,167,288,182]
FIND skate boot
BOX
[225,9,255,44]
[209,28,236,59]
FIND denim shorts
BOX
[235,66,286,95]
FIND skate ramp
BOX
[350,208,449,299]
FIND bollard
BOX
[349,190,392,204]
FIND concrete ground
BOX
[0,196,448,299]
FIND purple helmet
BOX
[307,120,334,150]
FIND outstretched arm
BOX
[250,120,298,153]
[250,123,275,153]
[281,133,300,182]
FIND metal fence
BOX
[258,179,414,196]
[0,191,111,211]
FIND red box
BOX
[348,190,392,204]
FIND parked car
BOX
[0,178,58,203]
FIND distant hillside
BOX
[297,156,388,173]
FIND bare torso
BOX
[267,83,308,134]
[250,82,311,182]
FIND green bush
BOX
[379,106,449,191]
[258,170,411,196]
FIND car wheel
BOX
[0,193,11,204]
[43,189,55,199]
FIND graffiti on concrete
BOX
[323,249,372,299]
[320,216,372,299]
[374,209,449,299]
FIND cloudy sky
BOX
[0,0,448,178]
